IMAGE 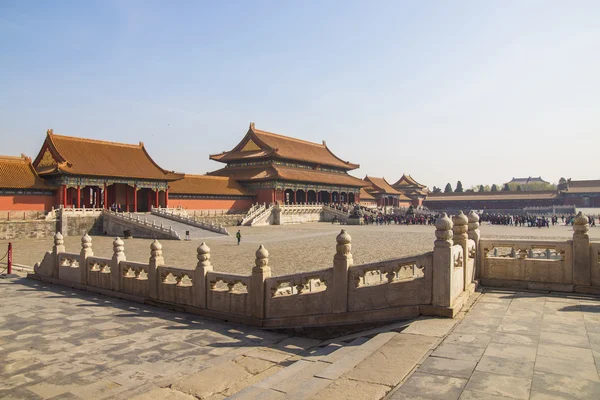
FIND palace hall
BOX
[208,123,368,205]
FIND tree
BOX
[502,183,510,191]
[444,183,453,193]
[456,181,464,193]
[478,185,485,193]
[558,177,567,185]
[432,186,442,193]
[516,185,522,191]
[491,184,499,192]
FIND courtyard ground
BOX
[2,276,600,399]
[1,222,598,276]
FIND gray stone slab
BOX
[401,317,458,338]
[531,371,600,399]
[496,321,541,336]
[535,355,599,382]
[536,343,595,364]
[539,331,590,348]
[459,390,514,399]
[431,343,485,362]
[476,355,534,379]
[491,332,539,346]
[443,332,492,348]
[483,342,537,363]
[392,372,467,400]
[464,370,531,399]
[541,322,587,336]
[418,356,477,379]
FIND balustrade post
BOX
[148,240,164,299]
[468,211,481,278]
[194,242,212,309]
[453,212,469,292]
[432,213,454,308]
[333,229,352,313]
[79,234,92,284]
[52,232,65,278]
[251,245,271,319]
[111,237,126,292]
[573,212,591,287]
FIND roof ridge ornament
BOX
[47,129,54,135]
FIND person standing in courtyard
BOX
[236,230,241,245]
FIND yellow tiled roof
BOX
[169,175,249,196]
[0,155,51,189]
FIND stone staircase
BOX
[136,213,225,240]
[153,318,453,400]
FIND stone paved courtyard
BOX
[3,276,600,399]
[2,222,598,276]
[391,290,600,399]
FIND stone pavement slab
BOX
[391,289,600,400]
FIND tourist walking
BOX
[236,230,241,245]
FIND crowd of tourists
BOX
[480,213,597,228]
[362,214,435,225]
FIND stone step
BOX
[228,332,398,399]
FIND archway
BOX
[332,191,339,203]
[307,190,317,203]
[319,191,330,203]
[340,192,347,203]
[348,192,355,203]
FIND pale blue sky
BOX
[1,1,598,189]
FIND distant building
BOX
[506,177,550,186]
[558,179,600,207]
[362,176,411,208]
[392,174,429,206]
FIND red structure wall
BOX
[168,198,254,212]
[0,194,56,211]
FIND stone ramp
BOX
[136,213,225,240]
[159,320,451,400]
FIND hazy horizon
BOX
[1,1,598,190]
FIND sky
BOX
[1,0,599,190]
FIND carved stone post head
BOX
[81,233,92,254]
[112,237,125,260]
[254,244,270,273]
[149,239,163,261]
[452,211,469,240]
[435,213,454,248]
[468,211,480,230]
[196,242,211,268]
[573,211,589,236]
[54,232,64,247]
[335,229,352,259]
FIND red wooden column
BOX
[133,185,138,212]
[165,188,169,208]
[125,186,129,212]
[155,189,159,208]
[96,188,101,208]
[62,185,67,207]
[76,185,81,208]
[103,183,108,209]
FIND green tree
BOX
[491,184,499,192]
[432,186,442,193]
[516,185,522,191]
[478,185,485,192]
[502,183,510,191]
[456,181,464,193]
[444,183,453,193]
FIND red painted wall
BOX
[0,194,56,211]
[168,198,254,212]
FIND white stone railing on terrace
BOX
[241,203,267,226]
[153,206,189,218]
[45,206,104,220]
[30,211,481,328]
[478,212,598,292]
[151,207,229,236]
[104,210,181,240]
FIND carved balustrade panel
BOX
[347,253,433,312]
[86,257,113,290]
[120,261,150,296]
[480,239,573,284]
[157,266,195,306]
[206,272,251,317]
[57,252,81,283]
[451,245,465,303]
[265,268,333,319]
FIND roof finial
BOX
[47,129,53,135]
[322,140,326,146]
[249,122,255,130]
